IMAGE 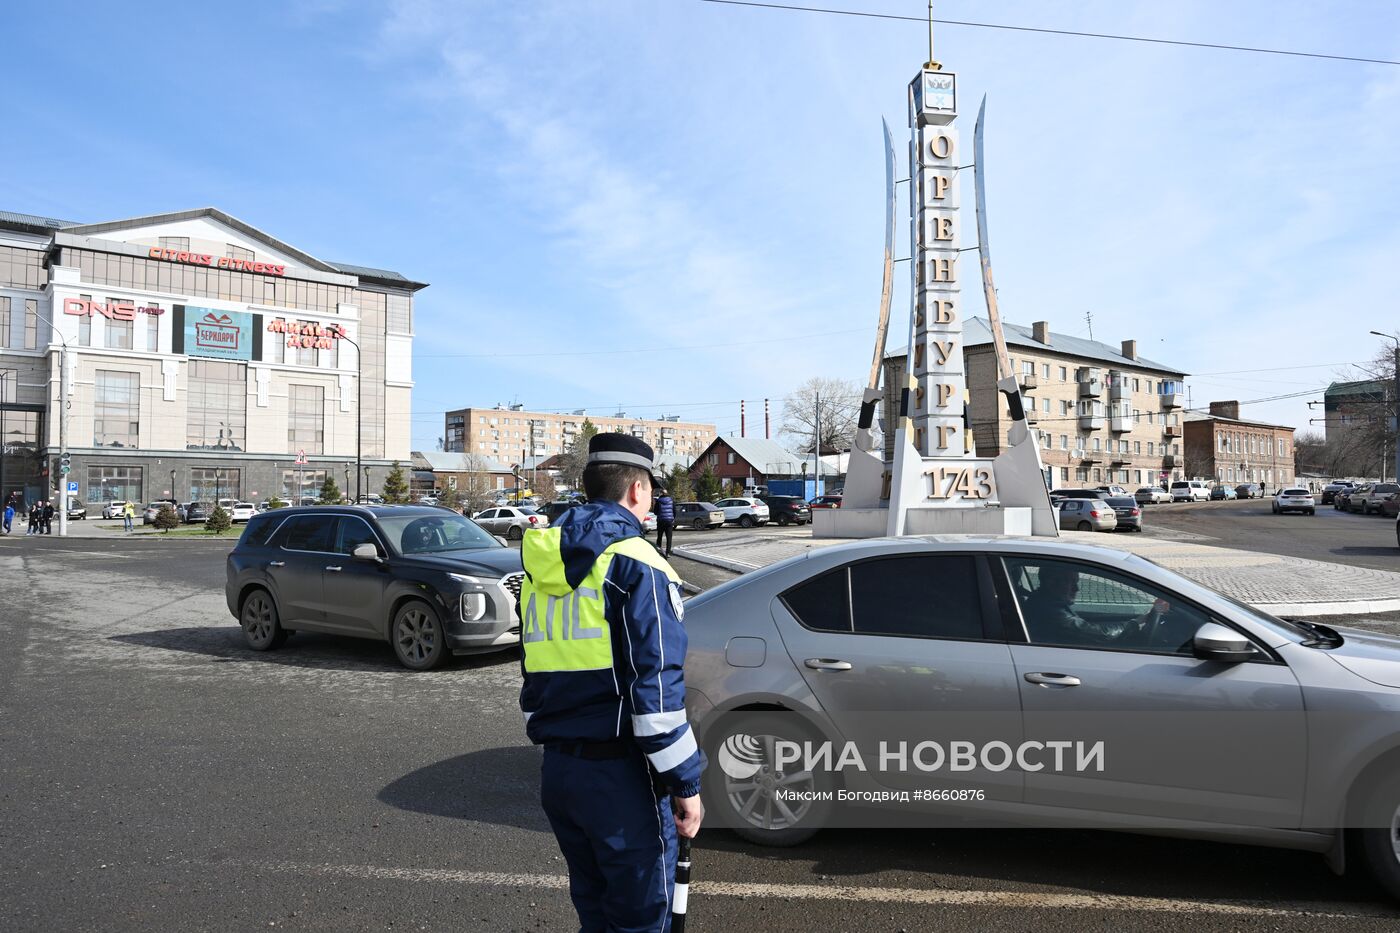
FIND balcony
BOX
[1108,377,1129,401]
[1020,373,1038,392]
[1161,392,1182,410]
[1076,449,1102,464]
[1109,455,1131,467]
[1078,378,1102,399]
[1109,416,1132,433]
[1162,454,1178,468]
[1078,414,1103,430]
[1163,424,1180,438]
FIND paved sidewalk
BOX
[673,528,1400,617]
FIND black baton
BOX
[671,836,691,932]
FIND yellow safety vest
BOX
[520,532,679,674]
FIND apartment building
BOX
[886,318,1190,488]
[444,405,715,461]
[1182,402,1295,489]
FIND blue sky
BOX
[2,1,1398,452]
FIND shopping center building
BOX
[0,207,423,507]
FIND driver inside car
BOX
[1023,565,1169,649]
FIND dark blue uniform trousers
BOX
[541,747,678,933]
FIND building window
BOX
[146,308,160,352]
[386,294,412,333]
[1132,378,1140,392]
[227,244,255,262]
[0,296,8,347]
[190,468,241,503]
[94,370,140,447]
[85,465,143,504]
[727,452,736,465]
[1092,468,1102,481]
[105,299,134,349]
[1061,400,1071,416]
[1134,441,1141,453]
[0,245,47,289]
[1042,397,1050,413]
[1058,366,1068,381]
[1060,435,1068,449]
[187,360,247,451]
[281,469,326,503]
[0,369,16,404]
[158,237,190,251]
[1092,438,1101,451]
[295,321,317,367]
[1061,467,1069,481]
[1022,360,1035,376]
[288,384,325,455]
[1075,467,1089,481]
[1148,442,1155,455]
[24,299,38,349]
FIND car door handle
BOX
[1024,672,1081,688]
[804,658,853,672]
[268,561,285,568]
[325,565,342,572]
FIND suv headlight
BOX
[449,573,491,622]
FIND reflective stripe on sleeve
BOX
[645,726,698,773]
[632,709,687,736]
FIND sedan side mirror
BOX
[352,542,382,562]
[1192,622,1258,663]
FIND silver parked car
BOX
[472,505,549,540]
[1134,486,1171,505]
[683,536,1400,899]
[1056,498,1117,532]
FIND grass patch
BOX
[128,525,246,539]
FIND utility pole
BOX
[1370,332,1400,484]
[813,392,822,498]
[30,306,71,537]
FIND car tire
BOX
[702,712,834,848]
[739,515,756,528]
[507,525,524,541]
[1076,521,1092,531]
[691,518,707,530]
[240,589,288,651]
[1308,509,1315,515]
[1272,504,1279,514]
[391,600,448,671]
[1355,767,1400,902]
[777,514,791,526]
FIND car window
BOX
[376,513,499,554]
[715,499,737,507]
[280,515,335,552]
[241,515,283,549]
[782,568,851,632]
[1061,501,1080,512]
[1003,557,1207,656]
[334,516,380,555]
[478,509,497,519]
[850,556,983,639]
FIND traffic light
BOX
[59,452,71,475]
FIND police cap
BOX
[588,434,662,487]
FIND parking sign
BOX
[67,481,78,493]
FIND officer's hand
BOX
[673,794,703,839]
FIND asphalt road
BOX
[1131,496,1398,572]
[3,532,1400,931]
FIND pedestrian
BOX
[519,434,705,933]
[654,486,676,557]
[2,501,12,535]
[26,503,38,536]
[42,500,54,534]
[123,500,135,532]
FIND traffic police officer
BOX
[519,433,705,932]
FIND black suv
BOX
[758,495,811,526]
[225,506,524,670]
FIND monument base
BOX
[815,505,1034,538]
[813,508,890,539]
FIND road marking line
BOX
[210,859,1397,919]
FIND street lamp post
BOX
[170,469,176,503]
[336,331,364,503]
[1369,331,1400,484]
[28,305,71,537]
[344,463,351,503]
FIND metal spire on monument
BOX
[815,2,1058,538]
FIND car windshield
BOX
[1281,489,1309,496]
[376,512,500,554]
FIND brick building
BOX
[1182,402,1296,489]
[886,318,1190,488]
[444,405,714,462]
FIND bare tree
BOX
[780,377,861,454]
[558,419,598,491]
[459,453,498,514]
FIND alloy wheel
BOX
[396,607,438,665]
[242,594,274,644]
[724,734,816,833]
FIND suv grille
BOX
[501,572,525,603]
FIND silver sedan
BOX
[683,536,1400,901]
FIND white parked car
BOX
[1095,485,1130,498]
[102,500,130,519]
[713,497,771,528]
[1273,487,1316,515]
[1169,480,1210,502]
[643,512,658,533]
[1134,486,1171,505]
[229,502,257,523]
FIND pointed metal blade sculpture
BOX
[844,118,899,510]
[974,96,1059,536]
